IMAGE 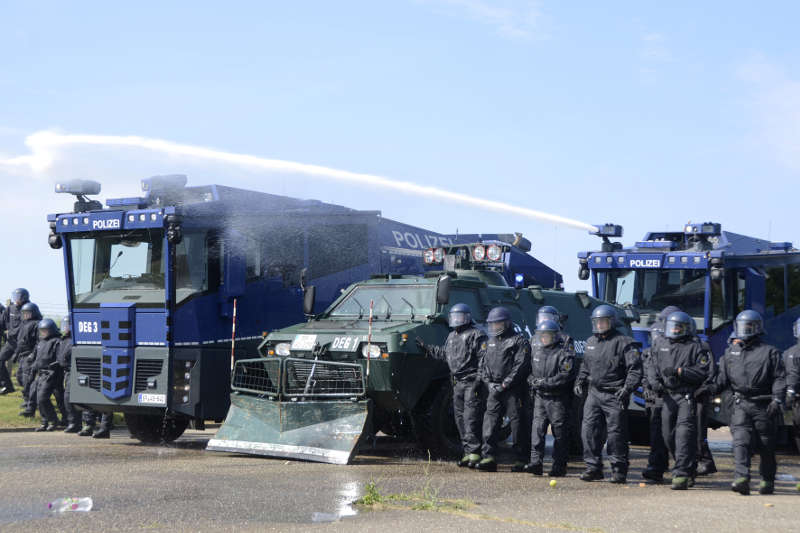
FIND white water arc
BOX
[1,130,596,232]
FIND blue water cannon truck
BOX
[579,221,800,427]
[47,175,561,443]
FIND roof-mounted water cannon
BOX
[684,222,721,251]
[54,179,103,213]
[591,223,624,252]
[141,174,188,206]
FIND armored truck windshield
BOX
[328,284,434,318]
[69,229,166,306]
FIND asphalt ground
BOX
[1,428,798,533]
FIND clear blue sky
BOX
[1,1,799,316]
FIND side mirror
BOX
[300,267,308,291]
[303,285,316,316]
[436,275,451,306]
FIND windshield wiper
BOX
[380,295,392,319]
[351,297,365,320]
[400,297,416,319]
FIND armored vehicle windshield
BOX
[328,284,434,318]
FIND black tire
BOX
[125,412,189,444]
[411,381,461,458]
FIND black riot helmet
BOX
[486,306,512,337]
[448,303,472,329]
[591,304,617,335]
[535,319,560,347]
[37,318,59,340]
[21,302,41,321]
[665,311,694,341]
[734,309,764,341]
[61,315,71,336]
[536,305,560,327]
[12,288,30,306]
[794,317,800,340]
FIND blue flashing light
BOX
[591,223,623,238]
[54,179,101,196]
[514,273,524,283]
[770,242,793,251]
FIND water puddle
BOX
[311,481,359,523]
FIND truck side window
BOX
[788,264,800,310]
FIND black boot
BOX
[78,425,95,437]
[45,422,58,431]
[0,386,14,395]
[92,427,111,439]
[523,463,543,475]
[35,422,50,432]
[19,410,35,418]
[609,473,627,484]
[64,423,80,433]
[641,469,663,484]
[580,469,604,482]
[731,477,750,496]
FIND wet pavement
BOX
[0,428,798,532]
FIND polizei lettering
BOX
[391,230,454,250]
[630,259,661,268]
[92,218,121,230]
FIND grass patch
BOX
[0,362,124,428]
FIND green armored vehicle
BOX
[207,242,633,464]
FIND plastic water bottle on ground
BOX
[48,497,93,513]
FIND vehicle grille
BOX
[232,359,281,396]
[75,358,101,391]
[283,359,364,397]
[134,359,163,393]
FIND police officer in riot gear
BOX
[32,319,63,431]
[783,318,800,453]
[649,311,711,490]
[575,304,641,483]
[58,315,81,433]
[0,288,30,394]
[524,319,576,476]
[641,306,680,483]
[416,303,487,467]
[15,302,42,417]
[693,326,718,477]
[714,310,785,495]
[476,306,531,471]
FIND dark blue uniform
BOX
[648,336,711,479]
[15,318,40,414]
[641,334,668,480]
[0,303,23,392]
[32,335,62,428]
[715,338,786,486]
[478,330,531,461]
[528,337,576,475]
[425,326,487,456]
[784,343,800,452]
[577,330,641,480]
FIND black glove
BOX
[767,399,783,418]
[573,381,585,397]
[490,383,504,394]
[531,378,545,389]
[614,388,630,407]
[415,337,427,354]
[662,367,677,378]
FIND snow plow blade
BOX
[207,357,369,465]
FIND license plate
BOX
[291,334,318,351]
[137,393,166,405]
[330,336,362,352]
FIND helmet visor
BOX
[592,317,612,335]
[38,328,51,340]
[449,311,471,329]
[488,320,509,337]
[536,331,556,347]
[665,319,689,339]
[795,320,800,339]
[735,319,760,340]
[536,311,559,326]
[22,311,33,321]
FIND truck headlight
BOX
[713,396,722,405]
[275,343,291,356]
[361,344,381,359]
